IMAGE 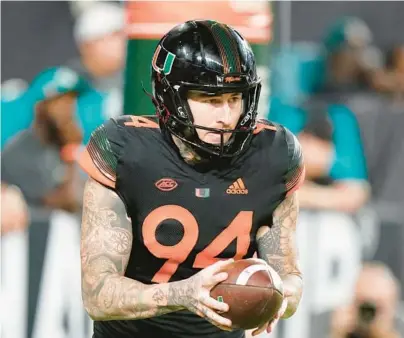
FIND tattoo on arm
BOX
[256,193,303,318]
[81,177,132,317]
[81,178,183,320]
[256,193,301,277]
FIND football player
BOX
[78,20,305,338]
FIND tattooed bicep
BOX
[273,192,299,230]
[255,193,301,277]
[81,178,132,276]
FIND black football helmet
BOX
[150,20,261,158]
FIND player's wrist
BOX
[164,280,190,309]
[280,275,303,319]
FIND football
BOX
[210,258,284,330]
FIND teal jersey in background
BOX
[269,99,367,181]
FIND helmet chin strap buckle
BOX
[141,81,166,115]
[160,73,171,92]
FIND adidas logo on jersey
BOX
[226,179,248,195]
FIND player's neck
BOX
[172,136,204,165]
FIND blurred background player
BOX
[1,67,89,229]
[330,262,404,338]
[270,17,372,214]
[69,2,125,120]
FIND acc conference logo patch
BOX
[155,178,178,192]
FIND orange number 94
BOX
[142,205,253,283]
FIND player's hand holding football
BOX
[251,288,291,336]
[178,259,234,331]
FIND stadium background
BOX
[1,1,404,338]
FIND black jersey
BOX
[80,115,304,338]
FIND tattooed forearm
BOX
[81,178,184,321]
[256,192,303,318]
[256,193,301,277]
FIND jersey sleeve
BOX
[282,127,306,195]
[77,118,125,189]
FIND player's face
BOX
[187,91,243,145]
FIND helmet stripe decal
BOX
[204,21,241,74]
[214,23,241,73]
[222,25,242,73]
[200,21,228,73]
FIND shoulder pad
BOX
[253,119,277,134]
[78,118,123,188]
[282,127,305,196]
[118,115,160,129]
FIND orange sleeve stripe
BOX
[124,116,159,128]
[253,123,277,134]
[77,148,116,189]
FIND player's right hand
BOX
[178,259,234,331]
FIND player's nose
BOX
[216,101,232,126]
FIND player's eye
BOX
[229,95,242,104]
[206,98,223,105]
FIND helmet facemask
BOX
[153,71,261,158]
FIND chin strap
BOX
[141,81,167,120]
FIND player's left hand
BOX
[251,289,290,336]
